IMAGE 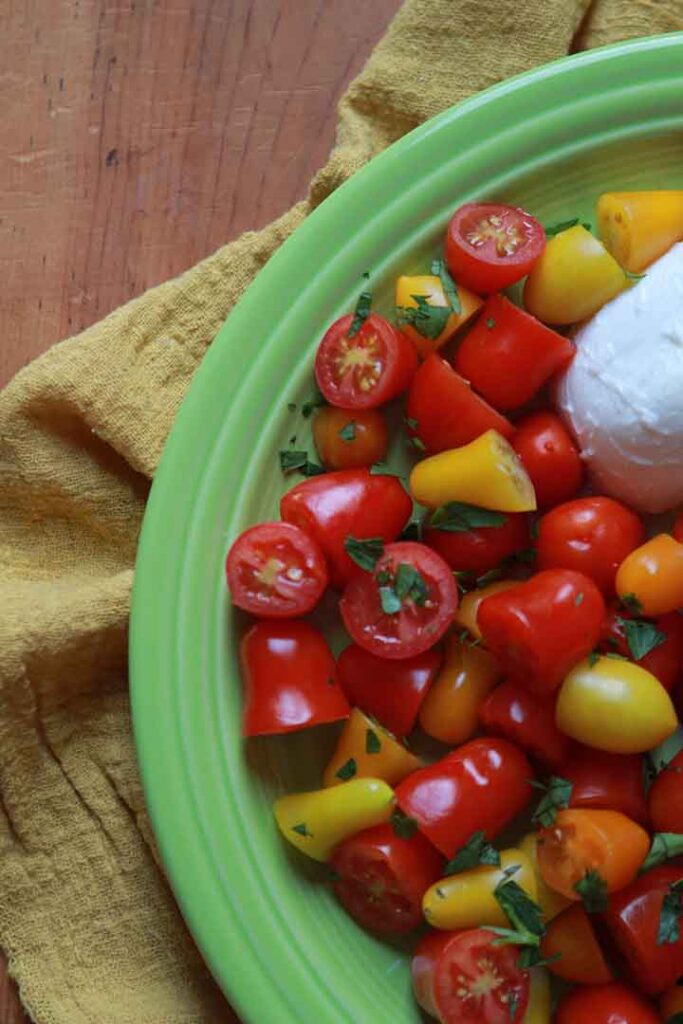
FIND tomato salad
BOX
[226,195,683,1024]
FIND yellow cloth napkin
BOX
[2,1,682,1021]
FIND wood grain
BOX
[0,1,400,1021]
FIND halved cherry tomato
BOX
[648,749,683,834]
[616,533,683,616]
[336,643,441,739]
[432,927,530,1024]
[479,679,571,771]
[330,823,443,935]
[395,273,482,359]
[419,632,501,745]
[412,930,455,1018]
[396,737,531,858]
[424,511,529,576]
[556,982,660,1024]
[323,708,422,788]
[280,468,412,589]
[537,808,650,902]
[453,295,574,410]
[226,521,328,618]
[339,541,458,660]
[597,190,683,273]
[562,746,649,827]
[312,406,388,470]
[512,411,583,510]
[601,605,683,692]
[405,354,513,455]
[445,202,545,294]
[240,619,349,737]
[314,311,417,410]
[541,902,613,984]
[478,569,605,694]
[602,864,683,996]
[537,496,644,594]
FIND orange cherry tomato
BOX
[540,902,613,984]
[537,808,650,902]
[418,633,501,745]
[597,190,683,273]
[312,406,389,470]
[616,533,683,616]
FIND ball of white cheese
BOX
[557,242,683,514]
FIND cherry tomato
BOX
[478,569,605,694]
[424,511,529,576]
[405,354,513,455]
[330,823,443,935]
[339,541,458,660]
[314,311,417,410]
[537,808,649,902]
[432,927,530,1024]
[556,982,660,1024]
[537,496,644,594]
[479,679,571,771]
[511,411,583,510]
[616,533,683,617]
[280,468,412,589]
[601,605,683,692]
[412,930,453,1018]
[312,406,388,470]
[598,190,683,274]
[240,620,349,737]
[336,643,441,739]
[648,749,683,834]
[226,521,328,618]
[541,902,613,984]
[455,579,518,640]
[563,746,649,827]
[396,737,531,858]
[419,633,501,746]
[453,295,574,410]
[602,864,683,996]
[445,202,545,294]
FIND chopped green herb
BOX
[430,501,508,533]
[431,258,462,315]
[396,295,451,340]
[338,421,356,442]
[394,563,429,605]
[620,592,643,615]
[494,876,545,939]
[617,617,666,661]
[344,536,384,572]
[369,462,405,478]
[335,758,357,782]
[508,991,520,1021]
[486,317,496,329]
[408,435,427,452]
[279,450,325,476]
[287,402,297,412]
[658,880,683,945]
[642,833,683,873]
[366,729,382,755]
[390,808,418,839]
[348,277,372,338]
[405,416,419,431]
[301,390,325,418]
[544,217,591,237]
[574,592,584,607]
[379,586,402,615]
[445,830,501,875]
[574,870,608,913]
[587,650,600,667]
[517,948,562,970]
[531,776,573,828]
[292,822,312,838]
[399,519,422,542]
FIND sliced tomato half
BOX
[445,202,545,294]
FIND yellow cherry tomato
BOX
[519,832,570,922]
[410,429,537,512]
[422,847,537,930]
[660,984,683,1018]
[395,273,483,359]
[616,533,683,616]
[523,968,551,1024]
[274,778,395,862]
[454,579,518,641]
[419,632,501,744]
[524,225,627,324]
[556,655,677,754]
[313,406,389,470]
[323,708,422,788]
[598,190,683,273]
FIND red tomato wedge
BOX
[445,202,545,294]
[226,521,328,617]
[432,928,530,1024]
[424,511,529,576]
[314,312,417,410]
[339,541,458,659]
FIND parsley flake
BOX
[279,450,325,476]
[574,870,608,913]
[408,435,426,452]
[347,276,372,338]
[344,536,384,572]
[335,758,357,782]
[390,808,418,838]
[531,776,573,828]
[445,830,501,874]
[508,992,520,1021]
[405,416,419,431]
[620,592,643,615]
[396,295,451,340]
[574,592,584,606]
[658,880,683,945]
[338,421,356,442]
[486,317,496,329]
[431,258,462,315]
[379,586,402,615]
[301,390,325,418]
[617,616,666,661]
[365,729,382,754]
[394,563,429,605]
[642,833,683,873]
[429,501,507,533]
[494,876,545,939]
[292,822,312,838]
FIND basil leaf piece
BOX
[617,616,666,661]
[494,877,545,939]
[379,586,401,615]
[619,592,643,615]
[431,258,462,315]
[335,758,357,782]
[642,833,683,873]
[278,450,325,476]
[574,870,608,913]
[347,278,372,338]
[365,729,382,755]
[394,563,429,606]
[658,880,683,945]
[429,501,508,533]
[445,830,501,875]
[390,809,418,839]
[531,776,573,829]
[344,536,384,572]
[396,295,451,340]
[301,391,325,418]
[338,421,356,442]
[292,823,312,838]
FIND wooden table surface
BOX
[0,0,401,1020]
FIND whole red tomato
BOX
[479,679,571,770]
[556,982,659,1024]
[537,496,644,593]
[330,823,443,935]
[478,569,605,694]
[512,410,583,509]
[648,749,683,833]
[423,512,529,576]
[240,620,349,736]
[432,928,530,1024]
[395,737,531,858]
[280,468,412,588]
[445,202,545,294]
[563,745,649,827]
[601,605,683,692]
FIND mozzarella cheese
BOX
[557,242,683,514]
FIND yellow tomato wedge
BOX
[323,708,422,788]
[598,190,683,273]
[395,273,482,358]
[422,847,536,930]
[519,832,570,922]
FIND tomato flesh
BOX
[445,202,545,294]
[433,928,530,1024]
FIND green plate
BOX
[131,34,683,1023]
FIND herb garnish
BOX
[429,501,507,533]
[642,833,683,873]
[574,870,608,913]
[616,616,666,661]
[365,729,382,754]
[279,450,325,476]
[658,880,683,945]
[335,758,357,782]
[344,536,384,572]
[530,776,573,828]
[348,274,372,338]
[445,830,501,874]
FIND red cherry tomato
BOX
[280,468,412,589]
[412,930,454,1018]
[225,521,328,618]
[563,745,649,827]
[445,202,546,294]
[601,605,683,693]
[453,294,574,410]
[339,541,458,660]
[512,411,584,510]
[478,569,605,694]
[240,620,349,737]
[433,928,530,1024]
[479,679,571,771]
[336,643,442,739]
[330,823,443,935]
[405,354,513,455]
[314,312,417,410]
[602,864,683,996]
[648,749,683,833]
[424,512,529,576]
[395,737,531,858]
[537,496,644,594]
[556,982,660,1024]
